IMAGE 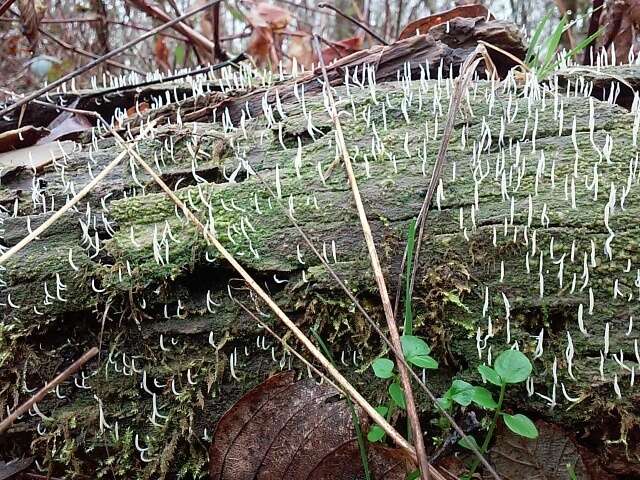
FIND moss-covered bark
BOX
[1,73,639,478]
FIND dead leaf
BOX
[209,372,412,480]
[17,0,47,53]
[398,4,493,40]
[154,37,170,71]
[37,111,92,145]
[288,32,315,69]
[248,27,279,67]
[596,0,640,64]
[245,1,291,30]
[0,126,49,153]
[488,420,588,479]
[321,36,364,65]
[245,1,291,67]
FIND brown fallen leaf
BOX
[321,36,364,65]
[154,36,170,71]
[0,125,49,153]
[288,31,315,70]
[37,111,92,145]
[245,1,291,67]
[398,4,493,40]
[209,372,412,480]
[488,420,588,480]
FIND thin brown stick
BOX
[0,0,221,118]
[211,2,227,61]
[39,28,144,74]
[126,0,215,53]
[406,50,484,324]
[312,35,430,480]
[108,19,188,41]
[0,0,16,17]
[318,2,388,45]
[0,347,98,435]
[583,0,604,65]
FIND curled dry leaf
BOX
[37,110,92,144]
[209,372,412,480]
[321,36,364,65]
[397,4,493,40]
[488,420,588,480]
[246,1,291,67]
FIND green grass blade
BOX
[403,219,417,336]
[566,26,604,62]
[525,11,551,67]
[310,328,372,480]
[540,15,568,74]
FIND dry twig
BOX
[312,34,431,480]
[0,347,99,435]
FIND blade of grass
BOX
[311,328,372,480]
[540,15,568,75]
[525,11,551,66]
[403,219,417,336]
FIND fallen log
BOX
[1,65,639,478]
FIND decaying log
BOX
[1,65,640,478]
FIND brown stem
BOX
[0,347,99,435]
[312,34,429,480]
[39,28,144,74]
[126,0,215,54]
[108,20,188,42]
[404,50,485,353]
[211,2,228,61]
[318,2,388,45]
[0,0,17,17]
[583,0,604,65]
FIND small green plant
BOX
[526,10,603,79]
[369,221,537,479]
[460,349,538,477]
[368,335,439,443]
